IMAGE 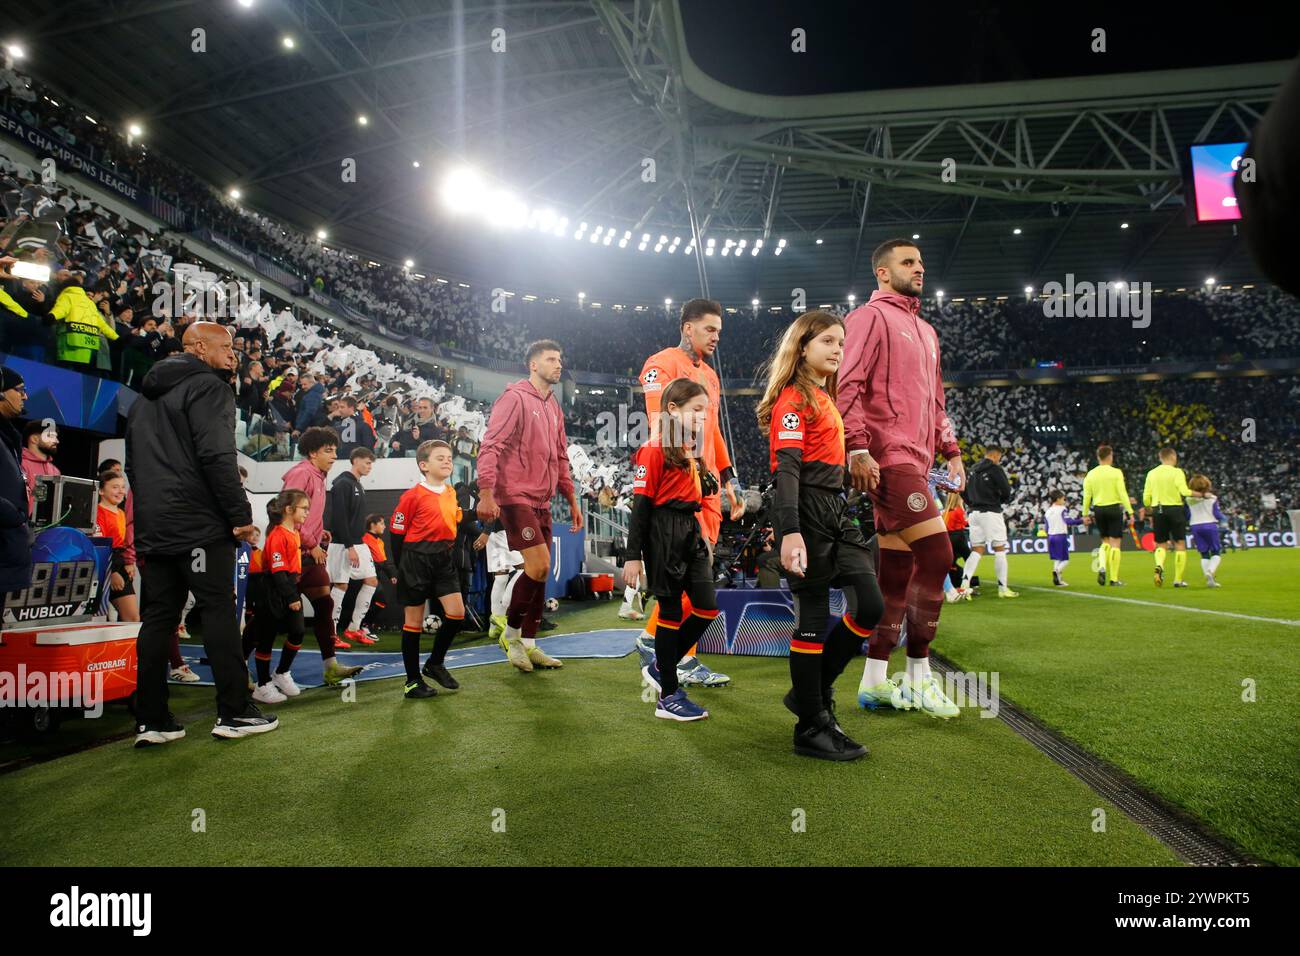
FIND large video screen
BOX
[1187,142,1246,222]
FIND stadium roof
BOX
[30,0,1294,305]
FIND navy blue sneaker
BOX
[641,661,662,694]
[655,688,709,721]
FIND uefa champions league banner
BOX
[1007,530,1296,555]
[0,108,142,203]
[3,527,114,627]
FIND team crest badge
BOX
[522,526,536,541]
[781,412,800,430]
[906,493,928,512]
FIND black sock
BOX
[275,641,301,675]
[820,620,866,702]
[672,610,717,679]
[255,653,272,685]
[790,650,825,729]
[429,615,464,666]
[655,617,682,696]
[401,626,422,682]
[241,621,257,661]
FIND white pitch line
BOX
[1019,586,1300,626]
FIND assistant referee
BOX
[1082,444,1132,587]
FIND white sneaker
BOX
[169,664,201,682]
[618,607,645,620]
[252,682,287,704]
[271,671,301,697]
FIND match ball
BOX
[544,597,559,612]
[423,614,441,634]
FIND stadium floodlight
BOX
[642,233,651,243]
[721,246,730,256]
[668,245,677,253]
[6,43,25,60]
[936,290,945,299]
[127,122,143,137]
[404,259,414,268]
[316,229,327,240]
[706,237,716,247]
[358,114,369,126]
[685,246,694,255]
[1013,227,1023,235]
[737,239,747,249]
[673,236,682,245]
[228,188,241,199]
[912,233,920,240]
[705,246,714,256]
[624,230,632,240]
[578,291,586,299]
[1112,281,1126,289]
[592,225,604,236]
[486,189,527,228]
[848,294,856,303]
[618,239,628,248]
[534,208,556,231]
[754,239,763,248]
[590,232,600,243]
[412,160,420,168]
[1205,277,1216,286]
[665,298,672,307]
[751,298,760,307]
[777,238,787,248]
[773,247,782,256]
[654,244,664,253]
[659,235,668,244]
[815,238,824,245]
[603,233,613,245]
[281,36,295,50]
[750,246,759,256]
[441,167,485,214]
[1120,222,1129,229]
[237,0,255,7]
[638,242,648,251]
[1024,286,1033,294]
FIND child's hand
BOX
[622,560,642,589]
[781,533,807,577]
[289,601,301,611]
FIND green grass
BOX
[0,599,1176,866]
[3,547,1294,866]
[938,547,1300,866]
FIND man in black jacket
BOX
[0,366,32,595]
[126,322,278,745]
[325,447,380,644]
[959,445,1018,598]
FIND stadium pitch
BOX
[1,550,1294,867]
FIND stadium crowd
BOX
[3,63,1299,547]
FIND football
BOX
[544,597,559,612]
[423,614,441,634]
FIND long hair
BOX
[267,488,309,526]
[658,377,708,471]
[1189,474,1213,494]
[756,310,845,431]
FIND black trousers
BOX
[136,542,249,723]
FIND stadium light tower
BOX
[5,43,25,60]
[316,229,327,240]
[281,36,295,50]
[847,293,856,305]
[404,259,414,269]
[936,290,946,301]
[1013,227,1023,235]
[664,298,672,308]
[228,188,241,199]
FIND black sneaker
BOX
[830,722,869,756]
[1097,569,1107,586]
[1109,580,1126,587]
[1052,571,1063,587]
[134,714,186,748]
[421,661,460,691]
[211,704,278,740]
[404,679,438,699]
[784,687,845,733]
[793,712,867,761]
[538,617,558,631]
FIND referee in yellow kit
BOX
[1143,447,1205,589]
[1082,444,1133,587]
